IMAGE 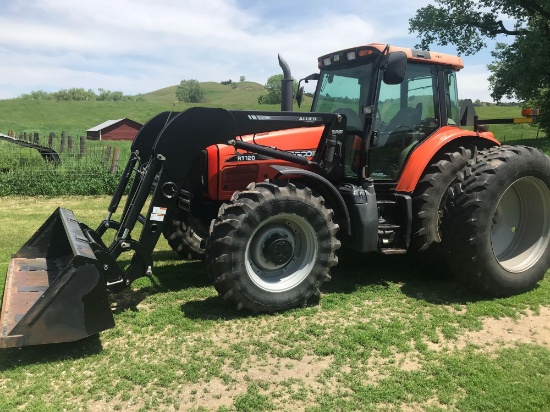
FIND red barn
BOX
[86,118,142,141]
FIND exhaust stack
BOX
[278,54,293,112]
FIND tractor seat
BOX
[384,103,422,133]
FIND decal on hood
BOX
[226,149,316,163]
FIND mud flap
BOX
[0,208,114,348]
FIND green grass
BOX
[0,196,549,411]
[1,83,549,410]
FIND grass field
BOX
[0,196,549,411]
[0,84,549,410]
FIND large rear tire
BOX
[410,147,474,262]
[443,145,550,296]
[206,181,340,312]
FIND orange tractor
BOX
[2,43,549,348]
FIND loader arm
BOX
[105,108,343,287]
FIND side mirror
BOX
[383,51,407,85]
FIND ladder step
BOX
[379,224,401,230]
[381,248,407,255]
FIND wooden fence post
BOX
[103,145,112,165]
[79,136,85,156]
[68,136,73,153]
[48,132,54,148]
[60,131,66,152]
[110,147,120,174]
[33,132,39,145]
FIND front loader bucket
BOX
[0,208,114,348]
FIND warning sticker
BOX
[151,206,167,222]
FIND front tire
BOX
[206,181,340,312]
[443,146,550,296]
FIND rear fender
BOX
[396,127,499,193]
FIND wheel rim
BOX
[245,213,318,292]
[492,177,550,272]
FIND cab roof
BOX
[319,43,464,71]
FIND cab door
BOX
[369,62,440,180]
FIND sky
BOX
[0,0,515,102]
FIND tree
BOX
[240,76,246,82]
[258,74,298,105]
[176,79,205,103]
[409,0,550,133]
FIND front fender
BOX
[270,165,351,238]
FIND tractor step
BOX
[381,248,407,255]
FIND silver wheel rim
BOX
[245,213,318,292]
[492,176,550,273]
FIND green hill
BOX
[0,81,313,137]
[142,81,267,105]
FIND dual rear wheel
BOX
[413,145,550,296]
[443,146,550,296]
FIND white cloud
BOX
[0,0,498,101]
[458,62,499,103]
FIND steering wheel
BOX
[335,108,363,131]
[386,125,416,148]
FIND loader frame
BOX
[85,108,346,290]
[0,107,346,347]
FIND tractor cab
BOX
[310,44,463,182]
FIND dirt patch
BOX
[425,307,550,352]
[87,353,334,412]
